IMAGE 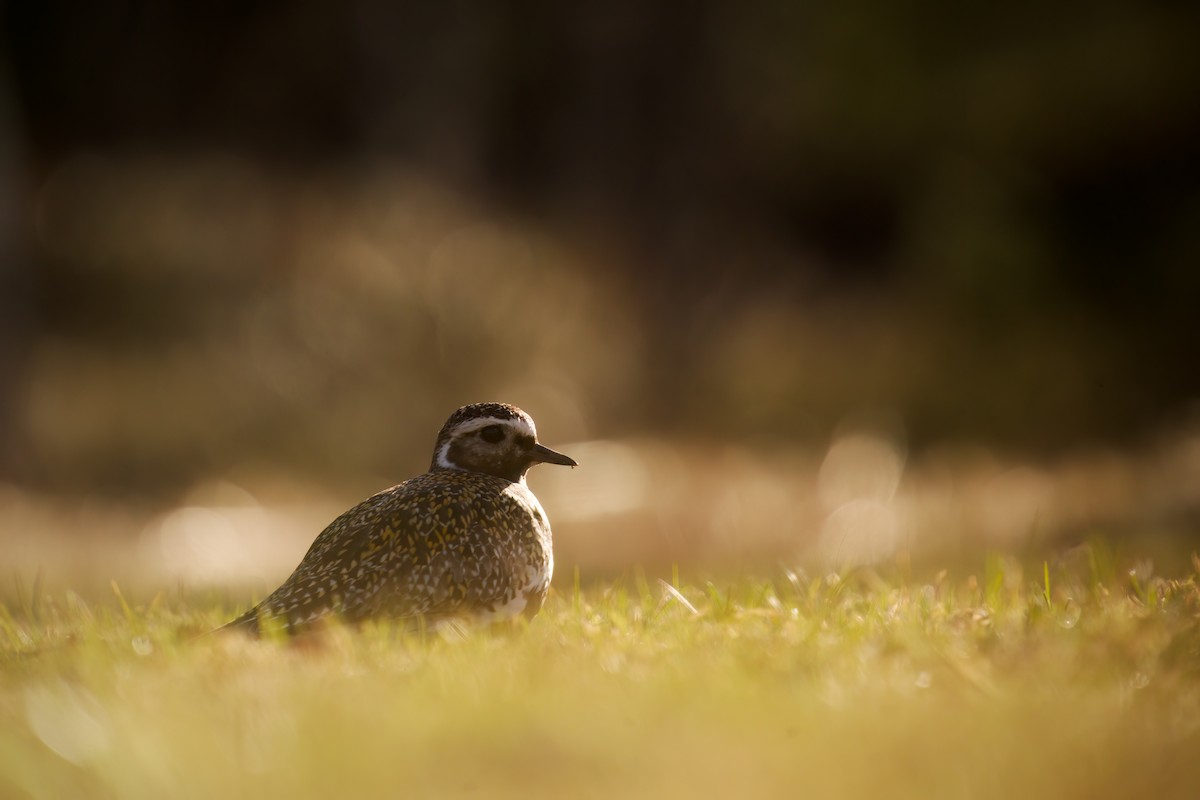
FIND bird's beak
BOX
[531,443,577,467]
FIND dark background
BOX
[2,1,1199,496]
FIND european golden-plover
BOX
[223,402,575,634]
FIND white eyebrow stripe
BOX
[450,416,537,439]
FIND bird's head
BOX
[431,402,577,483]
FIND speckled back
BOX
[247,470,554,629]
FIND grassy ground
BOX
[2,548,1199,799]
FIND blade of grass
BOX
[658,579,699,616]
[111,580,136,625]
[1043,561,1053,611]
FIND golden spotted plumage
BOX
[224,403,574,634]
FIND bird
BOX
[222,402,576,635]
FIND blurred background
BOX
[1,1,1199,595]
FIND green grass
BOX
[2,550,1199,799]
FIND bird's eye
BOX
[480,425,505,443]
